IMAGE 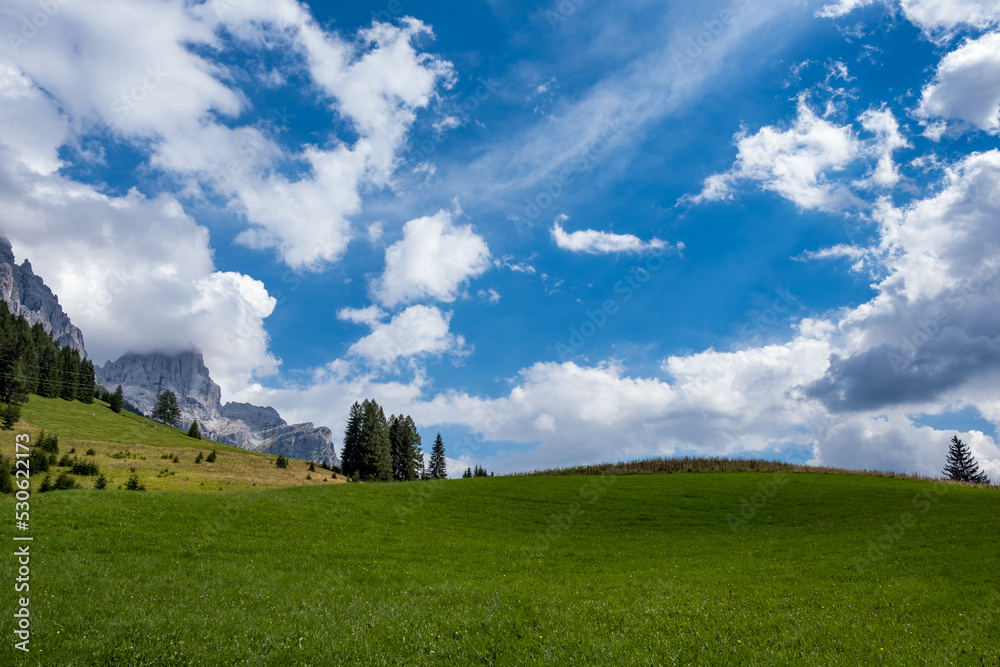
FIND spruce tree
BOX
[462,467,472,478]
[341,401,362,479]
[389,414,423,481]
[58,346,79,401]
[188,419,201,439]
[358,399,391,482]
[152,390,181,426]
[78,358,96,404]
[943,435,991,483]
[275,454,288,469]
[109,385,124,413]
[428,433,447,479]
[38,345,61,398]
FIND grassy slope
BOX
[1,395,345,492]
[2,473,998,666]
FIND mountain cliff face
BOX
[96,351,339,467]
[0,237,87,354]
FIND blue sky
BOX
[2,0,1000,478]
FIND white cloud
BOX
[0,1,454,270]
[686,97,862,210]
[550,215,673,255]
[899,0,1000,37]
[819,0,1000,39]
[373,209,491,308]
[346,305,466,367]
[337,305,388,327]
[917,31,1000,136]
[0,171,278,398]
[686,99,909,210]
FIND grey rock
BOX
[0,237,87,354]
[95,349,339,467]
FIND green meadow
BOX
[2,468,998,665]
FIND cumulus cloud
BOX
[346,305,467,366]
[550,215,674,255]
[373,210,491,308]
[686,99,909,211]
[0,0,454,270]
[917,31,1000,136]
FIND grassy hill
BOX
[2,395,998,664]
[2,469,998,665]
[2,395,344,492]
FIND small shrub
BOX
[38,432,59,454]
[58,454,74,467]
[156,467,175,478]
[161,453,173,460]
[1,404,21,430]
[69,447,75,454]
[306,473,312,480]
[129,466,136,473]
[172,455,180,464]
[330,465,343,475]
[124,474,145,491]
[276,454,288,469]
[93,473,108,490]
[28,448,50,475]
[206,450,217,463]
[0,456,14,494]
[54,473,79,490]
[86,448,96,456]
[194,452,203,464]
[71,460,100,476]
[308,462,316,472]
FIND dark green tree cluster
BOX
[342,399,427,482]
[462,465,489,478]
[943,436,991,484]
[0,300,96,417]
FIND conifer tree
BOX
[341,401,362,479]
[58,345,79,401]
[77,358,96,404]
[275,453,288,469]
[943,435,991,483]
[109,385,124,413]
[188,419,201,439]
[37,345,61,398]
[462,467,472,478]
[428,433,447,479]
[152,390,181,426]
[389,414,423,481]
[358,399,391,482]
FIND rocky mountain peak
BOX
[0,236,86,354]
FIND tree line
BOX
[340,399,457,482]
[0,300,96,426]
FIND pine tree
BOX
[78,358,96,404]
[206,450,216,463]
[943,435,991,483]
[187,419,201,439]
[37,344,61,398]
[428,433,447,479]
[109,385,124,413]
[58,346,80,401]
[389,414,423,481]
[275,454,288,469]
[358,399,391,482]
[462,467,472,478]
[341,401,362,479]
[93,473,108,490]
[152,390,181,426]
[194,452,203,464]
